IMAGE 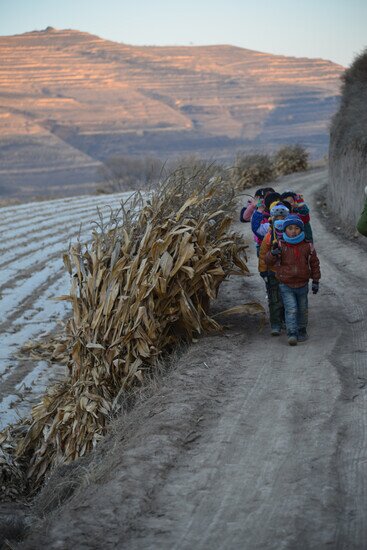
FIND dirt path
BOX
[11,168,367,549]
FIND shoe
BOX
[288,335,298,346]
[271,327,281,336]
[298,330,309,342]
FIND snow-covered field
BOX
[0,192,134,429]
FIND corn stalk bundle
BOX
[3,168,249,490]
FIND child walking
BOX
[240,190,260,223]
[280,190,313,242]
[265,215,321,346]
[251,191,281,256]
[258,202,289,335]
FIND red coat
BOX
[265,240,320,288]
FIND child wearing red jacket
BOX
[265,215,320,346]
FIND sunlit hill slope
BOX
[0,28,344,199]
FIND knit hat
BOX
[264,192,281,211]
[270,203,289,218]
[254,188,265,198]
[280,191,297,200]
[281,200,292,211]
[282,214,304,231]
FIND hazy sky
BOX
[0,0,366,67]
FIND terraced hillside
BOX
[0,28,344,199]
[0,192,133,429]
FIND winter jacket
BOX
[293,202,310,224]
[357,197,367,237]
[258,231,277,273]
[251,210,270,243]
[240,199,257,222]
[265,240,321,288]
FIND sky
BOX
[0,0,366,67]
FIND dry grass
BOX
[330,49,367,155]
[96,155,164,193]
[328,49,367,225]
[232,153,275,189]
[231,147,310,190]
[0,162,249,493]
[273,145,309,176]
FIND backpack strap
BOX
[271,222,277,245]
[274,239,282,264]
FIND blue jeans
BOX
[279,283,308,336]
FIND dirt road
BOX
[9,168,367,549]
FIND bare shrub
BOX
[232,153,275,189]
[329,48,367,226]
[343,48,367,87]
[330,48,367,155]
[96,155,163,193]
[273,145,309,176]
[163,156,229,192]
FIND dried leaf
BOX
[213,302,265,317]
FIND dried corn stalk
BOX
[2,168,249,491]
[0,426,28,500]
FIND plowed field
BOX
[0,192,133,428]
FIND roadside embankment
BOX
[328,49,367,228]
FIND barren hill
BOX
[0,28,344,199]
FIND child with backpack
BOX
[240,187,276,223]
[240,188,266,223]
[251,191,281,256]
[265,214,321,346]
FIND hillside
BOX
[0,28,344,199]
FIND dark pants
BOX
[279,283,308,337]
[264,273,284,331]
